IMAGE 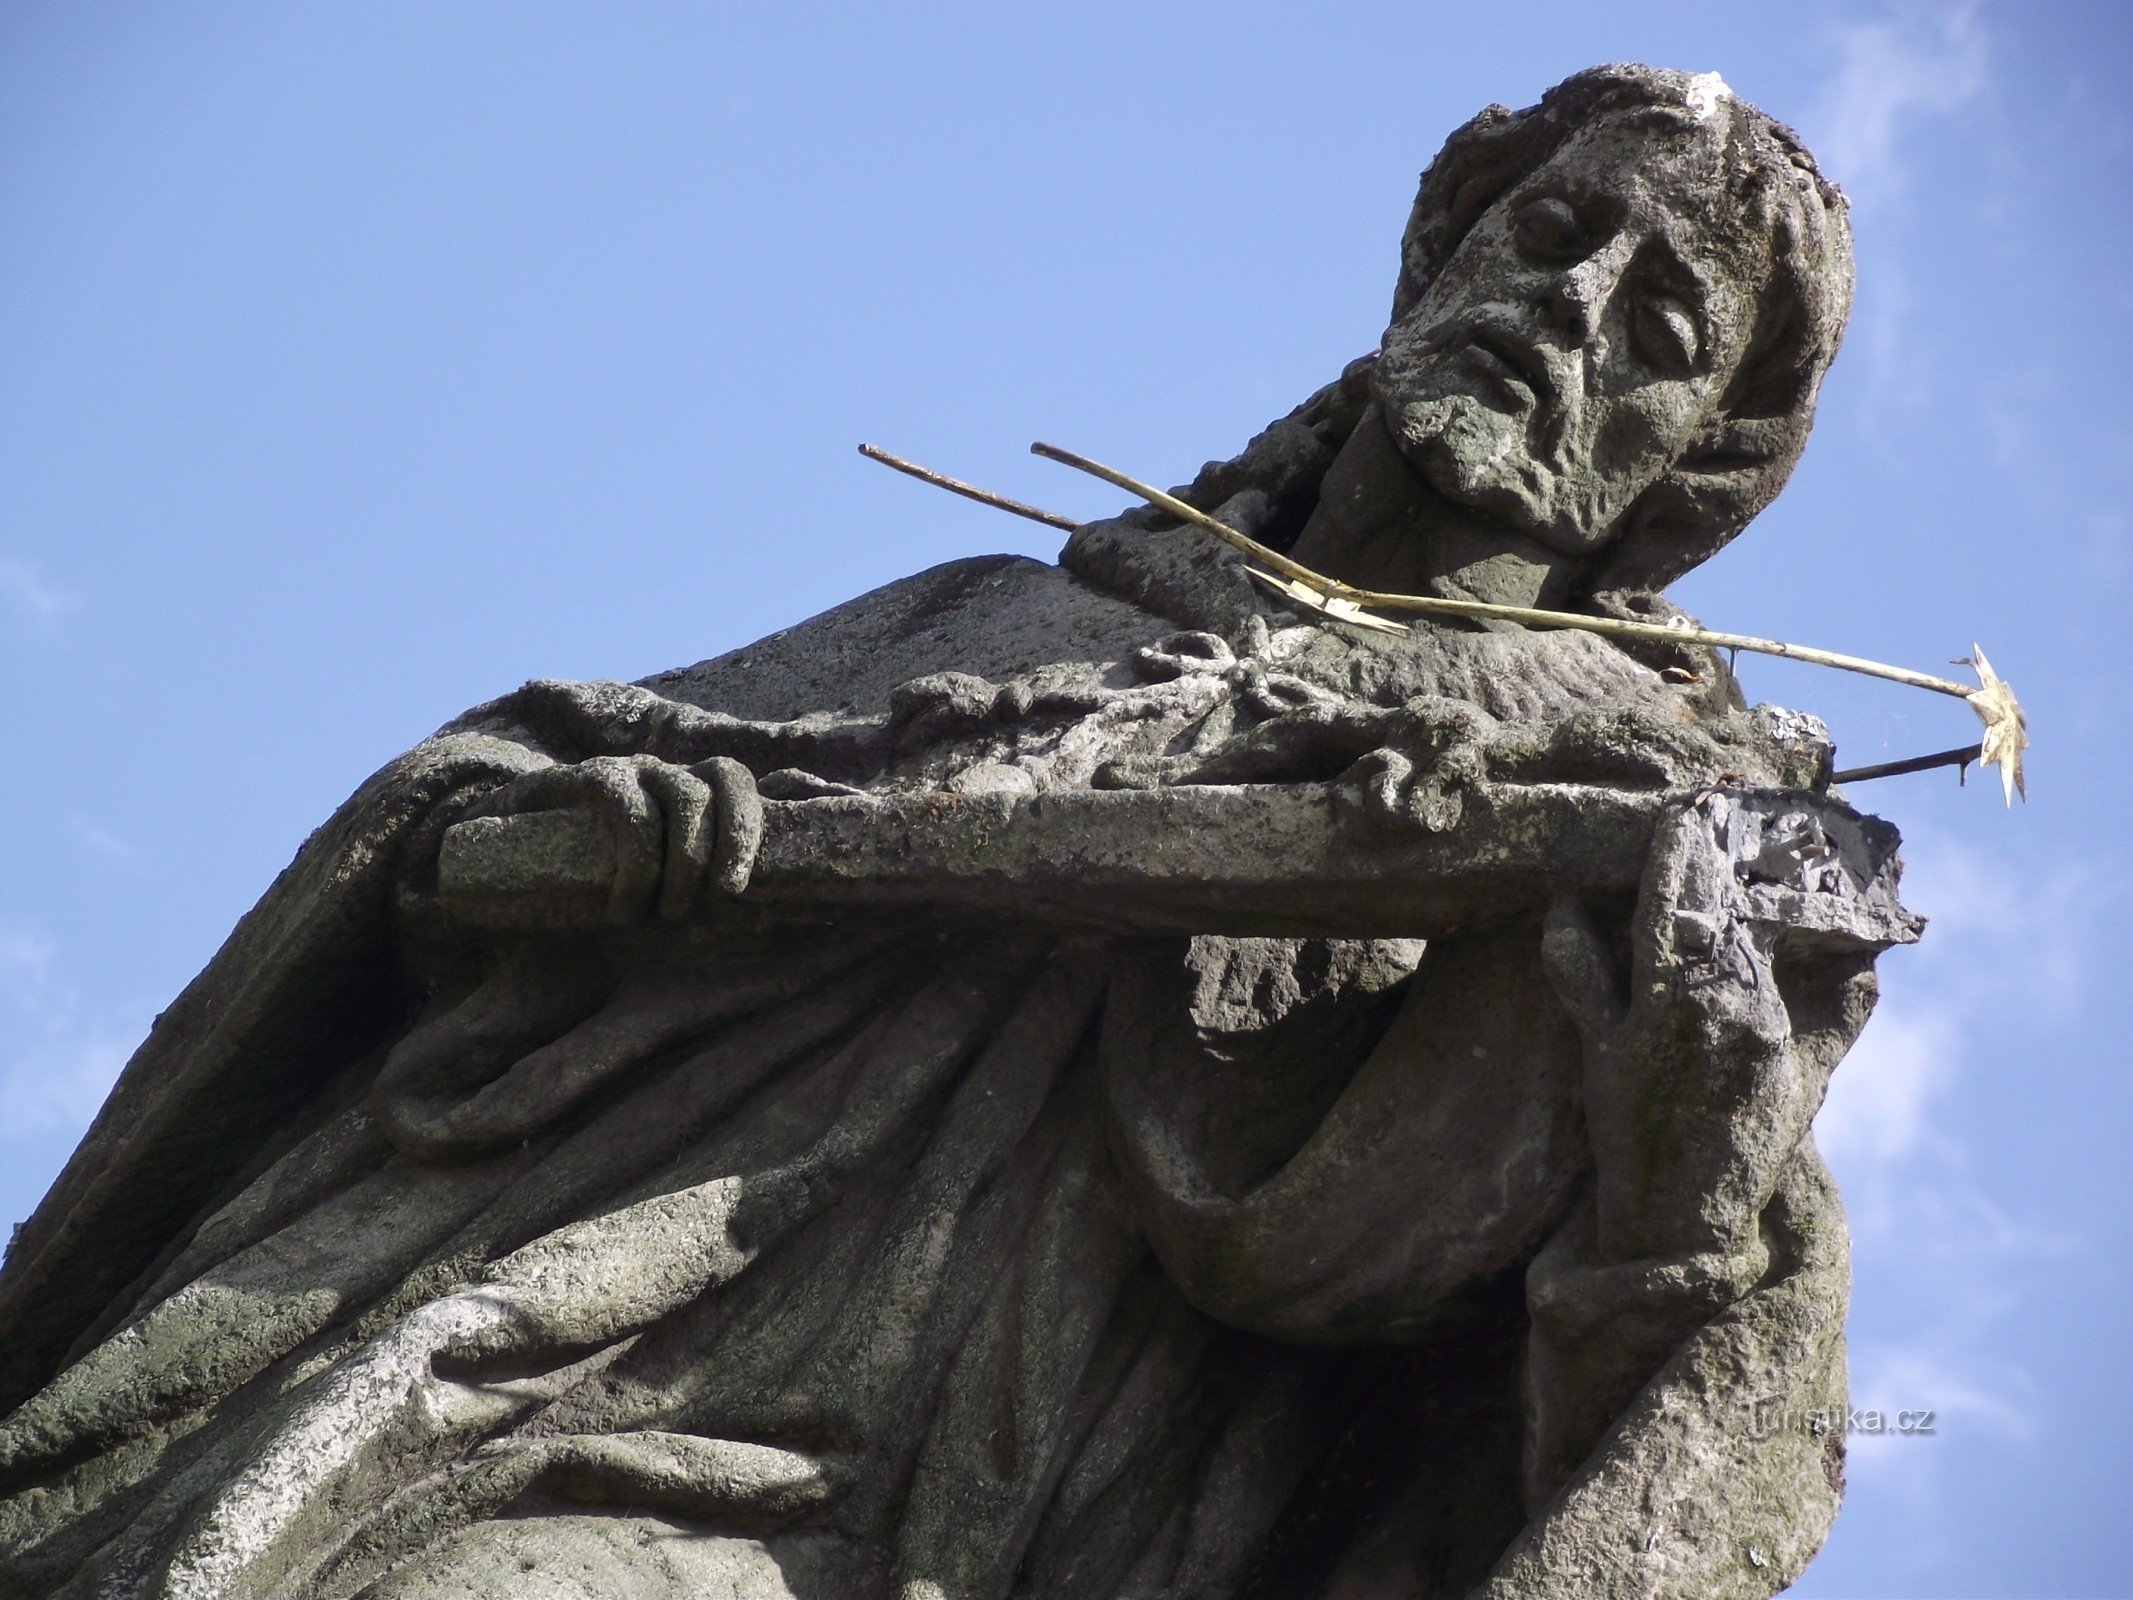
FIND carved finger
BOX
[1339,748,1464,832]
[693,755,763,897]
[1542,897,1628,1045]
[1130,631,1234,683]
[1385,695,1492,763]
[1628,798,1727,1001]
[637,759,715,920]
[1343,747,1415,825]
[488,758,662,923]
[574,757,666,921]
[489,760,597,817]
[1109,707,1370,789]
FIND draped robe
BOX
[0,515,1907,1600]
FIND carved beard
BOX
[1386,385,1645,557]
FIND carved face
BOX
[1373,110,1765,556]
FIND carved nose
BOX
[1543,268,1604,341]
[1541,235,1637,343]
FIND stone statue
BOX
[0,64,1910,1599]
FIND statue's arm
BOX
[1517,792,1896,1506]
[427,697,1907,947]
[432,774,1682,939]
[424,639,1866,942]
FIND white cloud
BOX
[1810,4,1989,212]
[0,1032,131,1141]
[1819,825,2103,1220]
[2080,509,2131,589]
[0,930,57,1010]
[1816,1002,1956,1169]
[68,816,136,860]
[1843,1344,2037,1493]
[1851,1345,2034,1445]
[0,556,73,633]
[1812,826,2100,1507]
[0,923,140,1145]
[1973,371,2133,595]
[1804,5,1992,439]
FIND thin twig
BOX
[1029,441,1360,600]
[861,443,1080,531]
[1831,745,1982,785]
[863,437,2027,803]
[1029,441,1979,699]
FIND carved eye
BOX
[1511,197,1583,261]
[1631,294,1701,374]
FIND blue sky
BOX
[2,3,2127,1593]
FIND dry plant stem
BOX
[1029,441,1979,701]
[1831,745,1982,785]
[861,443,1081,532]
[857,438,2025,801]
[1029,441,1368,601]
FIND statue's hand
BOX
[436,754,762,928]
[1541,795,1807,1265]
[1336,696,1493,832]
[1096,691,1491,832]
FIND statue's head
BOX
[1371,64,1853,594]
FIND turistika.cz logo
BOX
[1747,1403,1938,1440]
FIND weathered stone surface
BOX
[0,64,1890,1599]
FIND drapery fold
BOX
[3,556,1872,1599]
